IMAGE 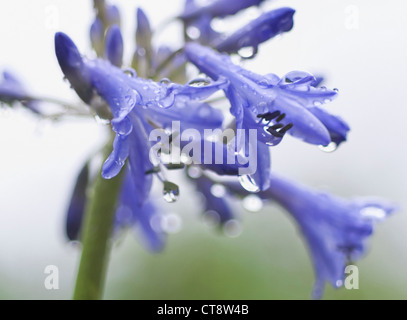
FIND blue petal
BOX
[90,18,104,53]
[0,71,41,113]
[54,32,93,103]
[117,171,165,252]
[180,0,266,20]
[215,8,295,55]
[136,7,152,40]
[262,173,396,297]
[102,134,130,179]
[308,107,350,146]
[194,175,234,223]
[66,163,89,241]
[126,114,154,207]
[104,25,124,67]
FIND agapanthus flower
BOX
[185,43,345,147]
[0,70,40,113]
[90,3,121,56]
[221,172,396,298]
[261,173,396,298]
[214,8,296,56]
[189,169,234,224]
[115,170,166,252]
[184,42,349,190]
[55,31,228,208]
[45,0,394,300]
[180,0,266,21]
[66,163,89,241]
[104,25,123,67]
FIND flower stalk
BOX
[73,140,124,300]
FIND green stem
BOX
[73,142,124,300]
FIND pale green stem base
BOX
[73,147,124,300]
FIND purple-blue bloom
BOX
[191,172,234,224]
[115,170,166,252]
[184,43,345,147]
[261,173,396,298]
[55,32,227,206]
[66,163,89,241]
[104,25,124,67]
[0,70,40,113]
[214,8,295,56]
[180,0,266,20]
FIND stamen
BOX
[257,111,281,121]
[276,113,286,122]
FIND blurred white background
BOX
[0,0,406,299]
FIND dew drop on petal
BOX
[313,101,322,107]
[239,175,260,193]
[335,280,344,287]
[238,47,256,59]
[360,207,387,221]
[158,92,175,108]
[242,195,263,212]
[123,69,137,77]
[210,184,226,198]
[319,142,337,153]
[223,220,242,238]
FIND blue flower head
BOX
[104,24,123,67]
[214,8,296,56]
[55,32,227,207]
[0,70,40,113]
[180,0,266,20]
[262,173,396,298]
[184,42,346,147]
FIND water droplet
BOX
[239,175,260,193]
[223,220,242,238]
[210,184,226,198]
[186,26,201,40]
[319,142,337,153]
[257,79,272,88]
[313,101,322,107]
[94,115,110,125]
[324,99,331,104]
[163,181,179,203]
[159,78,171,85]
[238,46,256,59]
[188,78,211,87]
[242,195,263,212]
[161,213,183,234]
[158,92,175,108]
[123,69,137,77]
[333,88,339,92]
[360,207,387,221]
[187,166,202,179]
